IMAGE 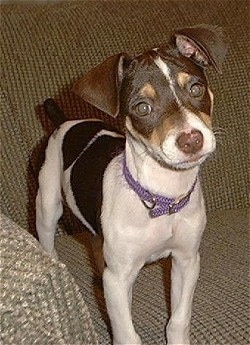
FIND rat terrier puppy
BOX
[36,24,227,345]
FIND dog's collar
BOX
[122,155,197,218]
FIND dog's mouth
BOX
[184,152,207,163]
[134,139,209,170]
[170,153,208,170]
[152,149,209,170]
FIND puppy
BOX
[36,24,227,345]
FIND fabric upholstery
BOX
[0,213,99,345]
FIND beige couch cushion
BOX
[1,213,99,345]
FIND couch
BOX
[1,1,249,344]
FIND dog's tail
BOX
[44,98,67,127]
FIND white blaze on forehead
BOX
[154,57,182,106]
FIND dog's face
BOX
[73,25,227,170]
[119,49,214,169]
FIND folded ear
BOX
[72,53,130,117]
[174,24,228,73]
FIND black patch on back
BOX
[63,121,122,170]
[70,134,125,234]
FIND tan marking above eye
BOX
[177,72,192,88]
[139,83,157,99]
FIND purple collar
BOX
[122,156,197,218]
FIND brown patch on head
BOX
[139,83,157,99]
[199,111,212,128]
[177,72,192,88]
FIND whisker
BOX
[138,150,147,157]
[206,150,220,164]
[212,126,228,136]
[212,125,234,147]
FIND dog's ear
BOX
[173,24,228,73]
[72,53,130,117]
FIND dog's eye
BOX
[189,83,205,98]
[135,102,152,116]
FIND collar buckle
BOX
[141,196,156,210]
[168,203,175,215]
[168,189,193,215]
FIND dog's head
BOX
[73,24,227,170]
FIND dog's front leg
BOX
[103,264,142,345]
[166,252,200,345]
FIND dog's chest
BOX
[102,155,204,262]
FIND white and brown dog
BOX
[36,25,227,345]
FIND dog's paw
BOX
[166,322,190,345]
[50,249,59,260]
[113,332,141,345]
[43,248,58,260]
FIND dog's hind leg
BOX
[91,235,105,277]
[36,135,63,258]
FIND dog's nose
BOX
[176,129,204,154]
